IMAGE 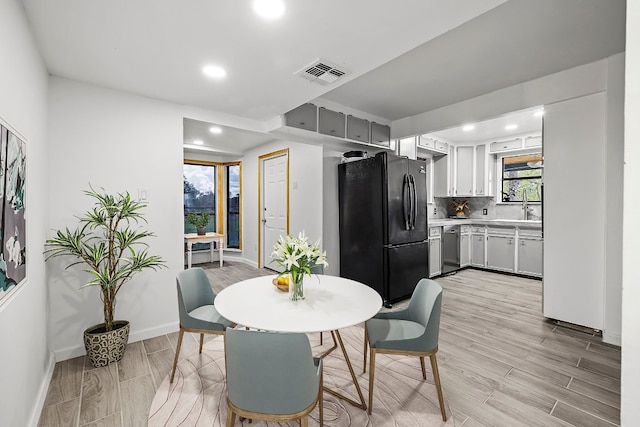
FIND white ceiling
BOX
[427,106,543,144]
[20,0,626,154]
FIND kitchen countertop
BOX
[428,218,542,228]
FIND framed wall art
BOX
[0,117,26,307]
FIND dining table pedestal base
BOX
[320,330,368,410]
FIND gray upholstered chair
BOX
[224,328,323,427]
[363,278,447,420]
[170,267,233,383]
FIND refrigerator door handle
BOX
[409,174,417,230]
[403,174,411,230]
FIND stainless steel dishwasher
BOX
[442,224,460,274]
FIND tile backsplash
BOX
[430,197,541,221]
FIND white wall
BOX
[622,1,640,424]
[46,78,185,360]
[322,147,344,276]
[393,58,607,138]
[0,1,50,426]
[604,53,625,345]
[242,140,323,268]
[543,92,606,330]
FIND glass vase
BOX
[290,272,305,301]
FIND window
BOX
[226,163,241,249]
[501,153,542,202]
[183,160,242,250]
[184,163,216,255]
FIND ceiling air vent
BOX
[295,59,350,85]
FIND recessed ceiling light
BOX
[462,124,475,132]
[505,124,518,131]
[533,109,545,117]
[253,0,286,19]
[209,126,222,134]
[193,140,204,145]
[202,65,226,79]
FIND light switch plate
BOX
[138,188,149,203]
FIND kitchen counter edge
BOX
[428,218,542,228]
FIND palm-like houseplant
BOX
[45,187,166,367]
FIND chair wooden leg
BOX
[368,348,376,415]
[420,356,426,380]
[430,353,447,421]
[363,326,368,373]
[170,328,184,383]
[225,408,236,426]
[199,333,204,354]
[300,416,308,427]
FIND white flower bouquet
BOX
[271,232,328,300]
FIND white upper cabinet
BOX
[417,135,449,155]
[475,144,486,195]
[455,146,474,196]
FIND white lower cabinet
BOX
[428,223,542,277]
[517,237,543,277]
[429,237,442,277]
[487,234,515,273]
[471,233,486,267]
[460,225,471,267]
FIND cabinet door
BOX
[475,144,486,195]
[487,235,515,272]
[371,122,391,147]
[489,138,522,153]
[429,238,441,278]
[460,233,470,267]
[346,115,370,143]
[318,107,345,138]
[456,146,474,196]
[471,234,485,267]
[284,103,317,131]
[517,238,543,277]
[433,154,450,197]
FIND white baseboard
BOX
[28,352,56,427]
[53,321,180,362]
[188,253,259,269]
[602,331,621,347]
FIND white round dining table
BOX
[214,274,383,333]
[214,273,383,410]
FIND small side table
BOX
[184,233,225,268]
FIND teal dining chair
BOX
[363,278,447,421]
[170,267,234,383]
[224,328,323,427]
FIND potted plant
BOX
[186,212,210,235]
[44,187,166,367]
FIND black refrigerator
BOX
[338,151,429,305]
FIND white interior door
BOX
[262,153,288,270]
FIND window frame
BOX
[496,150,543,204]
[183,159,242,251]
[225,162,242,250]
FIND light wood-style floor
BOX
[38,263,620,427]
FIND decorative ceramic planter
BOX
[197,227,206,235]
[83,320,130,368]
